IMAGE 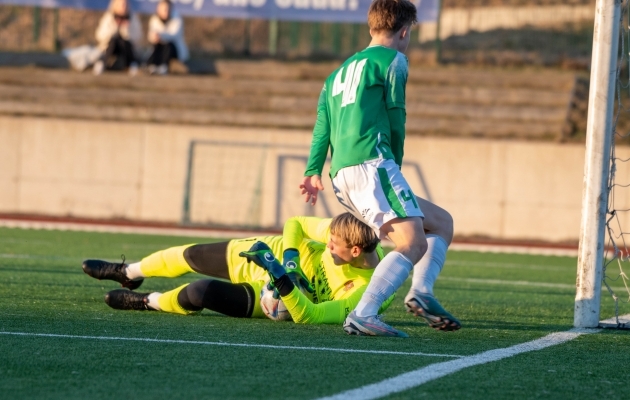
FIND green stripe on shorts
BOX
[377,167,407,218]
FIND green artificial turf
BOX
[0,227,628,399]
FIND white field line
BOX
[0,331,463,358]
[439,276,576,290]
[317,328,599,400]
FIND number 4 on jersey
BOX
[332,59,367,107]
[400,190,419,209]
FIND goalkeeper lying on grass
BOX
[82,213,393,324]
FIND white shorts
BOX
[331,158,424,234]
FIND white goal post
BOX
[574,0,622,328]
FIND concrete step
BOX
[213,60,576,90]
[406,102,568,123]
[0,76,571,109]
[0,65,576,139]
[0,100,565,137]
[0,67,323,96]
[0,84,319,113]
[406,118,564,138]
[411,86,572,107]
[0,66,575,97]
[0,85,568,123]
[0,101,315,128]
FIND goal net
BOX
[180,139,433,231]
[180,140,349,230]
[600,0,630,329]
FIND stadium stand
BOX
[0,62,577,140]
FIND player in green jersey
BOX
[82,213,393,324]
[300,0,460,336]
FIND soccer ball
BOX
[260,283,292,322]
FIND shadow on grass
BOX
[393,317,571,332]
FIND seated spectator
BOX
[147,0,189,75]
[93,0,142,76]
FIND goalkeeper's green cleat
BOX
[405,293,461,332]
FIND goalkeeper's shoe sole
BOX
[105,289,152,311]
[343,311,408,338]
[82,258,144,290]
[405,294,461,332]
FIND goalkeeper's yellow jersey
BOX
[225,216,394,324]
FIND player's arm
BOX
[283,216,331,249]
[388,107,406,167]
[301,86,330,205]
[278,279,395,324]
[281,216,330,293]
[385,53,409,167]
[239,244,394,324]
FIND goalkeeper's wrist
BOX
[283,248,299,261]
[274,274,295,297]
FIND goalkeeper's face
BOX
[328,234,361,265]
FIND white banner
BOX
[0,0,439,22]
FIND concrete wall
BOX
[419,5,594,42]
[2,115,628,243]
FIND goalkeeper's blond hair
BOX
[329,213,380,253]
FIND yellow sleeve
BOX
[281,286,396,324]
[283,216,332,250]
[282,286,363,324]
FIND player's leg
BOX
[352,216,427,316]
[335,159,424,337]
[83,242,232,289]
[404,197,460,331]
[416,196,453,245]
[104,284,191,313]
[344,217,426,338]
[179,279,265,318]
[104,279,265,318]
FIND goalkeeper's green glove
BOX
[240,242,306,298]
[282,248,314,293]
[239,241,285,282]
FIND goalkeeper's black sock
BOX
[179,279,255,318]
[274,274,295,297]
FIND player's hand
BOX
[300,175,324,206]
[239,241,285,280]
[149,31,161,44]
[282,248,314,293]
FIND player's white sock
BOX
[147,292,162,311]
[125,262,145,280]
[355,251,413,318]
[406,234,448,300]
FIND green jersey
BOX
[304,45,409,179]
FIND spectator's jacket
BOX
[95,11,143,52]
[148,11,189,61]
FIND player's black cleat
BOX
[105,289,152,311]
[82,257,144,290]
